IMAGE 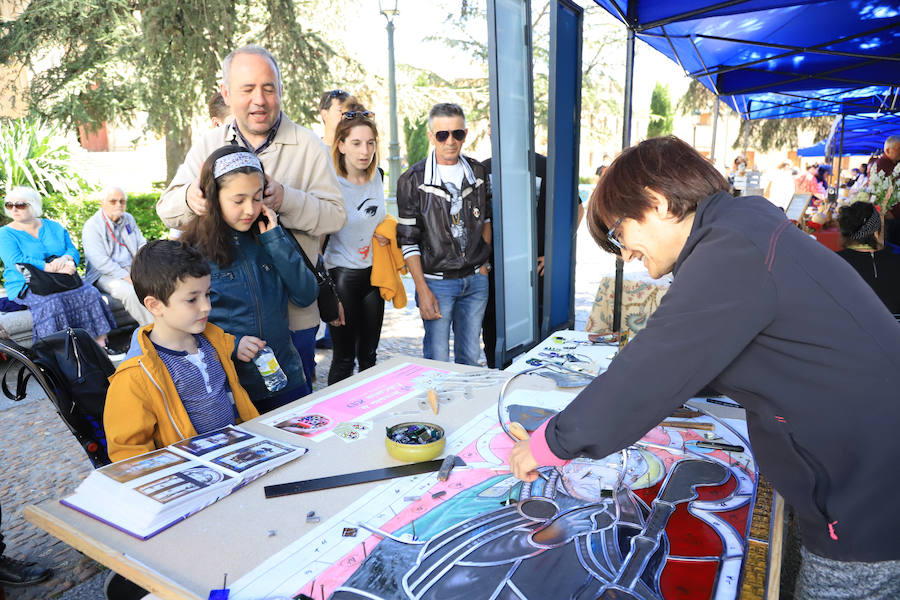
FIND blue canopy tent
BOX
[589,0,900,331]
[592,1,900,115]
[797,141,828,157]
[798,113,900,159]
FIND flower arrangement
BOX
[851,162,900,213]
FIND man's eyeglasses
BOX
[342,111,375,120]
[606,217,625,250]
[4,202,28,210]
[106,198,126,205]
[434,129,466,143]
[328,89,349,99]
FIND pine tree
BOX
[0,0,333,181]
[647,83,673,138]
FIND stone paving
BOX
[0,218,615,599]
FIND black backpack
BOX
[1,328,115,467]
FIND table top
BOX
[27,332,779,600]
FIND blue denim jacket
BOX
[207,226,317,401]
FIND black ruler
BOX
[264,456,467,498]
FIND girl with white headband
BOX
[181,145,318,413]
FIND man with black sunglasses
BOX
[397,103,492,366]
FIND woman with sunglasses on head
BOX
[324,103,389,384]
[0,186,116,348]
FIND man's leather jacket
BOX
[396,154,492,278]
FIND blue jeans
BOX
[418,273,489,365]
[290,327,317,397]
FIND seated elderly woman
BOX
[0,186,117,348]
[837,201,900,315]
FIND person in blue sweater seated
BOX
[179,146,318,414]
[0,186,116,349]
[509,136,900,599]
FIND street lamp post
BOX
[379,0,401,198]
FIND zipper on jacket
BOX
[137,359,185,440]
[235,233,265,341]
[871,252,878,279]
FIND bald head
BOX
[885,135,900,162]
[102,186,127,222]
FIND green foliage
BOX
[677,80,834,152]
[647,83,673,138]
[677,79,716,115]
[0,0,334,178]
[734,117,833,153]
[403,116,430,166]
[427,1,623,155]
[0,118,89,197]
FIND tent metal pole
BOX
[614,25,635,334]
[710,97,720,162]
[837,114,845,186]
[742,120,750,159]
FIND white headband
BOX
[213,152,262,179]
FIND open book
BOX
[62,425,307,540]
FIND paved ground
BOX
[0,217,617,599]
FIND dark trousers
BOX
[289,327,317,398]
[0,500,5,556]
[328,267,384,384]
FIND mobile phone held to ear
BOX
[256,211,270,228]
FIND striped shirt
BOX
[153,334,236,434]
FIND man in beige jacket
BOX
[157,44,346,396]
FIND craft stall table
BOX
[25,338,783,600]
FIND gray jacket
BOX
[82,210,146,284]
[543,191,900,562]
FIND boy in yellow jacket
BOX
[104,240,258,462]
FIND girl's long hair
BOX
[181,145,265,266]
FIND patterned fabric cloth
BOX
[585,272,672,334]
[153,333,236,435]
[18,282,116,342]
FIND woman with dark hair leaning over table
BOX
[509,136,900,599]
[836,200,900,316]
[0,186,117,349]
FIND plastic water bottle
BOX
[254,346,287,392]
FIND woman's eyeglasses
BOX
[606,217,625,250]
[342,110,375,120]
[4,202,28,210]
[434,129,466,143]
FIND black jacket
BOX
[836,247,900,315]
[544,191,900,562]
[396,154,491,277]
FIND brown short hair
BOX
[588,136,729,254]
[207,91,230,122]
[131,240,210,305]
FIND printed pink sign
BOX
[270,363,449,438]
